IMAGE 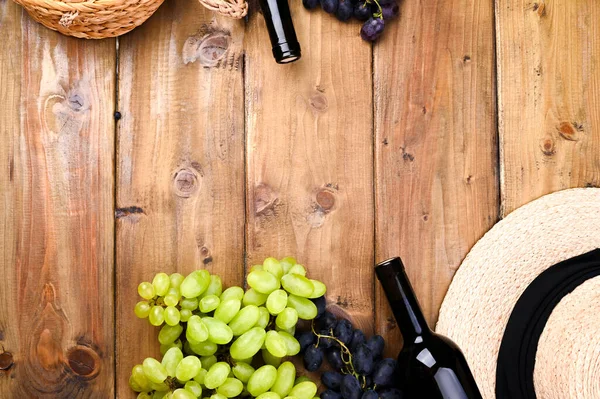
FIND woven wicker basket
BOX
[13,0,247,39]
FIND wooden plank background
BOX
[0,0,599,397]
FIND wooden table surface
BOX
[0,0,599,397]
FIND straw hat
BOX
[436,188,600,399]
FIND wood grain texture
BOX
[244,5,375,332]
[374,0,499,355]
[0,2,116,397]
[115,1,245,396]
[497,0,600,215]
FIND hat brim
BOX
[436,188,600,399]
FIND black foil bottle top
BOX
[258,0,301,63]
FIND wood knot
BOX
[309,93,328,112]
[0,352,14,370]
[532,2,546,17]
[316,189,336,211]
[557,121,582,141]
[183,31,231,67]
[67,92,85,112]
[255,183,279,216]
[67,346,100,378]
[540,137,556,156]
[173,168,200,198]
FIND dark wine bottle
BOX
[258,0,301,63]
[376,257,482,399]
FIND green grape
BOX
[180,309,193,322]
[217,378,244,397]
[242,288,269,306]
[193,368,207,384]
[280,274,314,298]
[228,305,260,336]
[256,307,271,328]
[288,381,317,399]
[158,323,183,345]
[173,389,196,399]
[294,376,311,385]
[189,340,217,356]
[271,362,296,397]
[279,257,297,274]
[148,380,170,392]
[138,393,153,399]
[247,365,277,396]
[262,348,282,367]
[277,332,300,356]
[214,299,241,324]
[256,394,281,399]
[129,375,144,393]
[204,274,223,297]
[287,264,306,276]
[138,282,156,300]
[308,280,326,298]
[142,357,168,383]
[187,316,209,343]
[220,286,244,302]
[286,295,317,320]
[276,325,296,336]
[180,297,199,310]
[249,264,263,272]
[160,339,182,356]
[185,381,203,398]
[229,327,266,359]
[202,317,233,344]
[265,330,287,357]
[165,288,181,307]
[199,295,220,313]
[232,362,255,383]
[204,362,231,389]
[170,273,185,289]
[210,394,228,399]
[200,355,217,370]
[275,308,298,330]
[263,257,283,279]
[176,356,202,381]
[152,273,171,296]
[247,270,280,294]
[135,301,151,318]
[164,306,181,326]
[180,270,211,298]
[149,306,166,326]
[266,290,288,315]
[153,390,168,399]
[162,347,184,377]
[283,397,297,399]
[131,364,151,392]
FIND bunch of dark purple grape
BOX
[302,0,400,42]
[297,297,403,399]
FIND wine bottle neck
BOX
[376,258,431,342]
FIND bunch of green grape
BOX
[130,257,326,399]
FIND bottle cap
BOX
[273,42,301,64]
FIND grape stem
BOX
[371,0,383,19]
[310,322,362,382]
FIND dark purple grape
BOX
[312,296,327,317]
[362,390,379,399]
[353,2,372,21]
[334,319,353,345]
[353,343,374,375]
[335,0,354,21]
[376,0,395,5]
[322,371,343,390]
[360,17,385,42]
[297,331,316,354]
[304,344,324,371]
[349,329,366,352]
[381,1,399,19]
[318,329,336,348]
[326,347,345,370]
[320,0,339,13]
[341,374,363,399]
[317,311,338,330]
[303,0,320,9]
[377,388,403,399]
[366,335,385,358]
[372,358,397,388]
[322,390,344,399]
